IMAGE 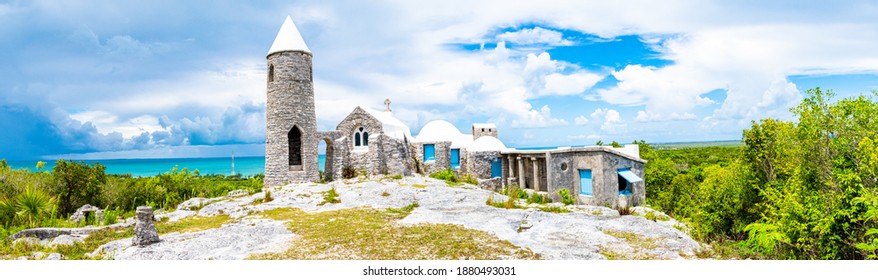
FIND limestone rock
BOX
[69,204,103,225]
[132,206,160,246]
[46,253,62,260]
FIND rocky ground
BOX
[20,175,702,260]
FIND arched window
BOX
[354,127,368,147]
[268,64,275,82]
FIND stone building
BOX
[263,16,646,208]
[499,145,646,208]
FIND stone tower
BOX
[265,16,319,186]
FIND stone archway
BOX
[319,137,334,182]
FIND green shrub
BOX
[342,166,357,179]
[429,169,457,182]
[51,160,106,216]
[320,187,341,205]
[558,189,574,205]
[527,192,549,204]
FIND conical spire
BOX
[267,16,311,56]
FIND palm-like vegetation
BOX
[13,187,56,228]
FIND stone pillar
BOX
[517,156,525,189]
[532,157,540,191]
[507,156,515,178]
[132,206,160,247]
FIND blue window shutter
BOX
[579,169,592,196]
[424,144,435,162]
[618,169,642,183]
[354,132,361,146]
[491,158,502,178]
[363,132,369,146]
[450,149,460,168]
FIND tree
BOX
[51,160,107,216]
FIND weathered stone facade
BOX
[465,151,500,179]
[472,124,498,140]
[265,51,319,186]
[412,141,452,174]
[502,146,646,208]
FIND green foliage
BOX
[526,192,550,204]
[51,160,107,216]
[595,140,604,146]
[320,187,340,205]
[617,206,632,216]
[610,141,622,148]
[263,190,274,203]
[558,189,574,205]
[642,88,878,259]
[429,169,456,182]
[342,165,357,179]
[13,188,56,228]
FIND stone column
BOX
[532,157,540,191]
[517,156,526,189]
[132,206,160,247]
[507,156,515,178]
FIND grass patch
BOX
[637,211,670,222]
[429,169,477,186]
[381,191,390,197]
[485,192,524,209]
[411,184,427,189]
[383,174,403,180]
[601,229,662,260]
[0,213,232,260]
[538,205,570,213]
[320,187,341,206]
[617,206,633,216]
[155,215,231,234]
[253,206,537,260]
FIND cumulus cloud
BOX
[590,108,624,131]
[510,105,568,128]
[574,115,588,125]
[496,27,574,46]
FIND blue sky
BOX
[2,0,878,159]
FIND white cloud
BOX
[496,27,574,46]
[574,115,588,125]
[590,108,624,131]
[635,110,697,122]
[543,72,603,96]
[510,105,568,128]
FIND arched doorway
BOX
[319,138,334,182]
[288,126,303,170]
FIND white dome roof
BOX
[362,107,412,140]
[268,16,311,56]
[416,120,463,142]
[469,136,507,152]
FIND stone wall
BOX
[265,51,319,187]
[317,130,344,181]
[543,149,646,208]
[464,151,500,179]
[412,141,452,175]
[471,126,498,140]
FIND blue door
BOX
[579,169,592,196]
[491,158,502,178]
[450,149,460,169]
[423,144,435,162]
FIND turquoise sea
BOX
[6,156,327,177]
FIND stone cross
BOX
[132,206,160,246]
[384,98,391,112]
